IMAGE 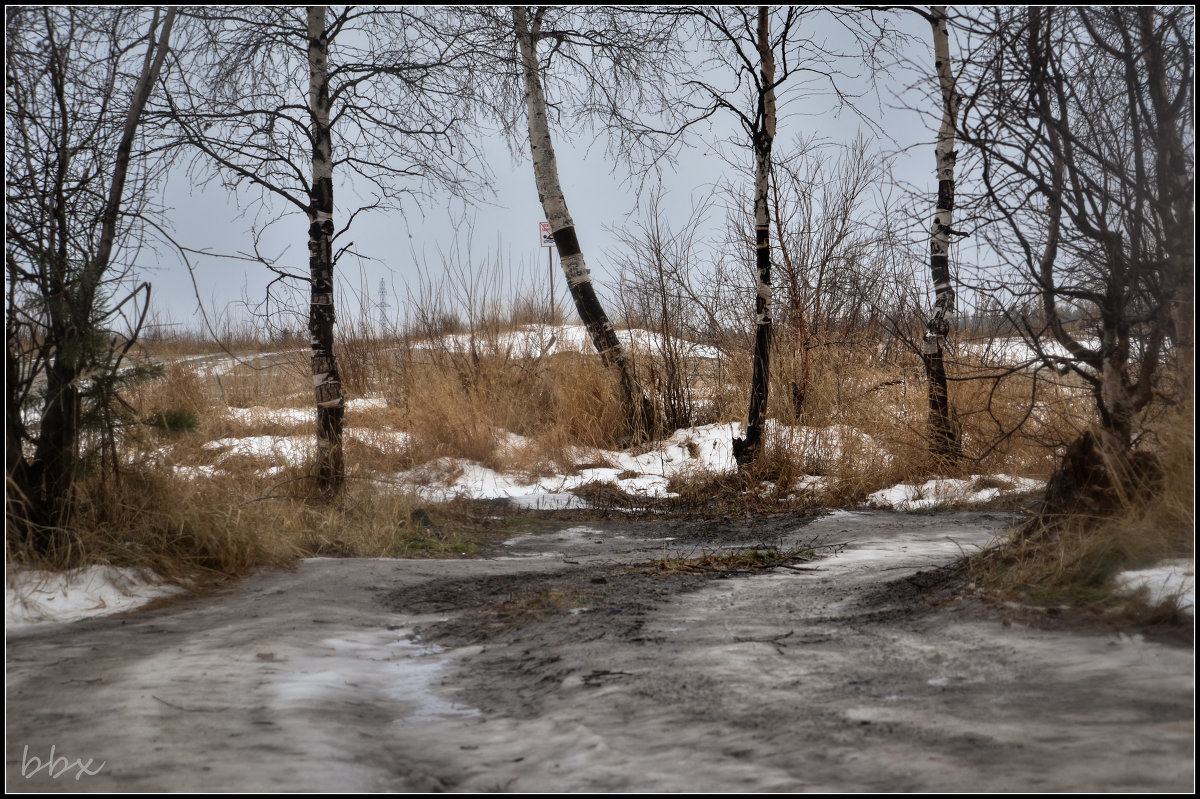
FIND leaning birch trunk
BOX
[733,7,776,467]
[922,6,960,464]
[307,5,345,494]
[512,6,654,442]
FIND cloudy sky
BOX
[139,8,939,334]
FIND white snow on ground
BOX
[1115,560,1195,617]
[226,406,313,425]
[412,323,724,361]
[177,401,1031,517]
[346,396,389,411]
[396,422,903,508]
[402,423,745,507]
[765,420,888,465]
[173,348,309,378]
[5,567,184,628]
[345,428,411,449]
[864,476,1043,511]
[191,429,407,477]
[955,335,1104,374]
[204,434,315,461]
[224,397,388,427]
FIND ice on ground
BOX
[865,476,1043,510]
[273,629,478,724]
[5,567,183,628]
[1115,560,1195,617]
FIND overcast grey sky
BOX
[140,8,939,334]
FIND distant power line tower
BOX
[376,278,390,330]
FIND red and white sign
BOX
[539,221,554,248]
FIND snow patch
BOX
[865,475,1043,510]
[6,567,184,628]
[204,435,314,461]
[412,323,723,361]
[1115,561,1195,616]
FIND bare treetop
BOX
[164,6,488,223]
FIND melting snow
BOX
[5,567,184,628]
[411,323,724,361]
[1115,561,1195,617]
[864,476,1043,511]
[204,435,314,460]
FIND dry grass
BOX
[4,463,485,580]
[969,401,1194,609]
[10,311,1150,586]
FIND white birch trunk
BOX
[923,6,960,461]
[513,6,654,440]
[734,6,776,467]
[307,5,345,493]
[927,6,958,336]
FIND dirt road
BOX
[6,510,1194,791]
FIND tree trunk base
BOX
[732,433,758,469]
[1025,430,1163,537]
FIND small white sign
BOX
[539,221,554,248]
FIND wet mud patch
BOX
[387,564,711,648]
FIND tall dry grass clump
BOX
[5,458,482,579]
[397,340,625,478]
[971,398,1194,607]
[4,468,296,579]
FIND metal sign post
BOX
[540,221,555,323]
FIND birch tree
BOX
[736,7,778,467]
[513,7,647,439]
[955,6,1193,508]
[6,6,177,545]
[166,6,482,494]
[921,6,961,463]
[304,6,342,492]
[675,6,891,466]
[494,6,696,439]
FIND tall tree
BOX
[499,6,694,441]
[921,5,961,463]
[735,6,778,467]
[955,6,1193,508]
[305,6,342,492]
[512,6,654,440]
[6,6,177,545]
[675,6,891,466]
[166,6,483,494]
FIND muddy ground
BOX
[5,509,1194,792]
